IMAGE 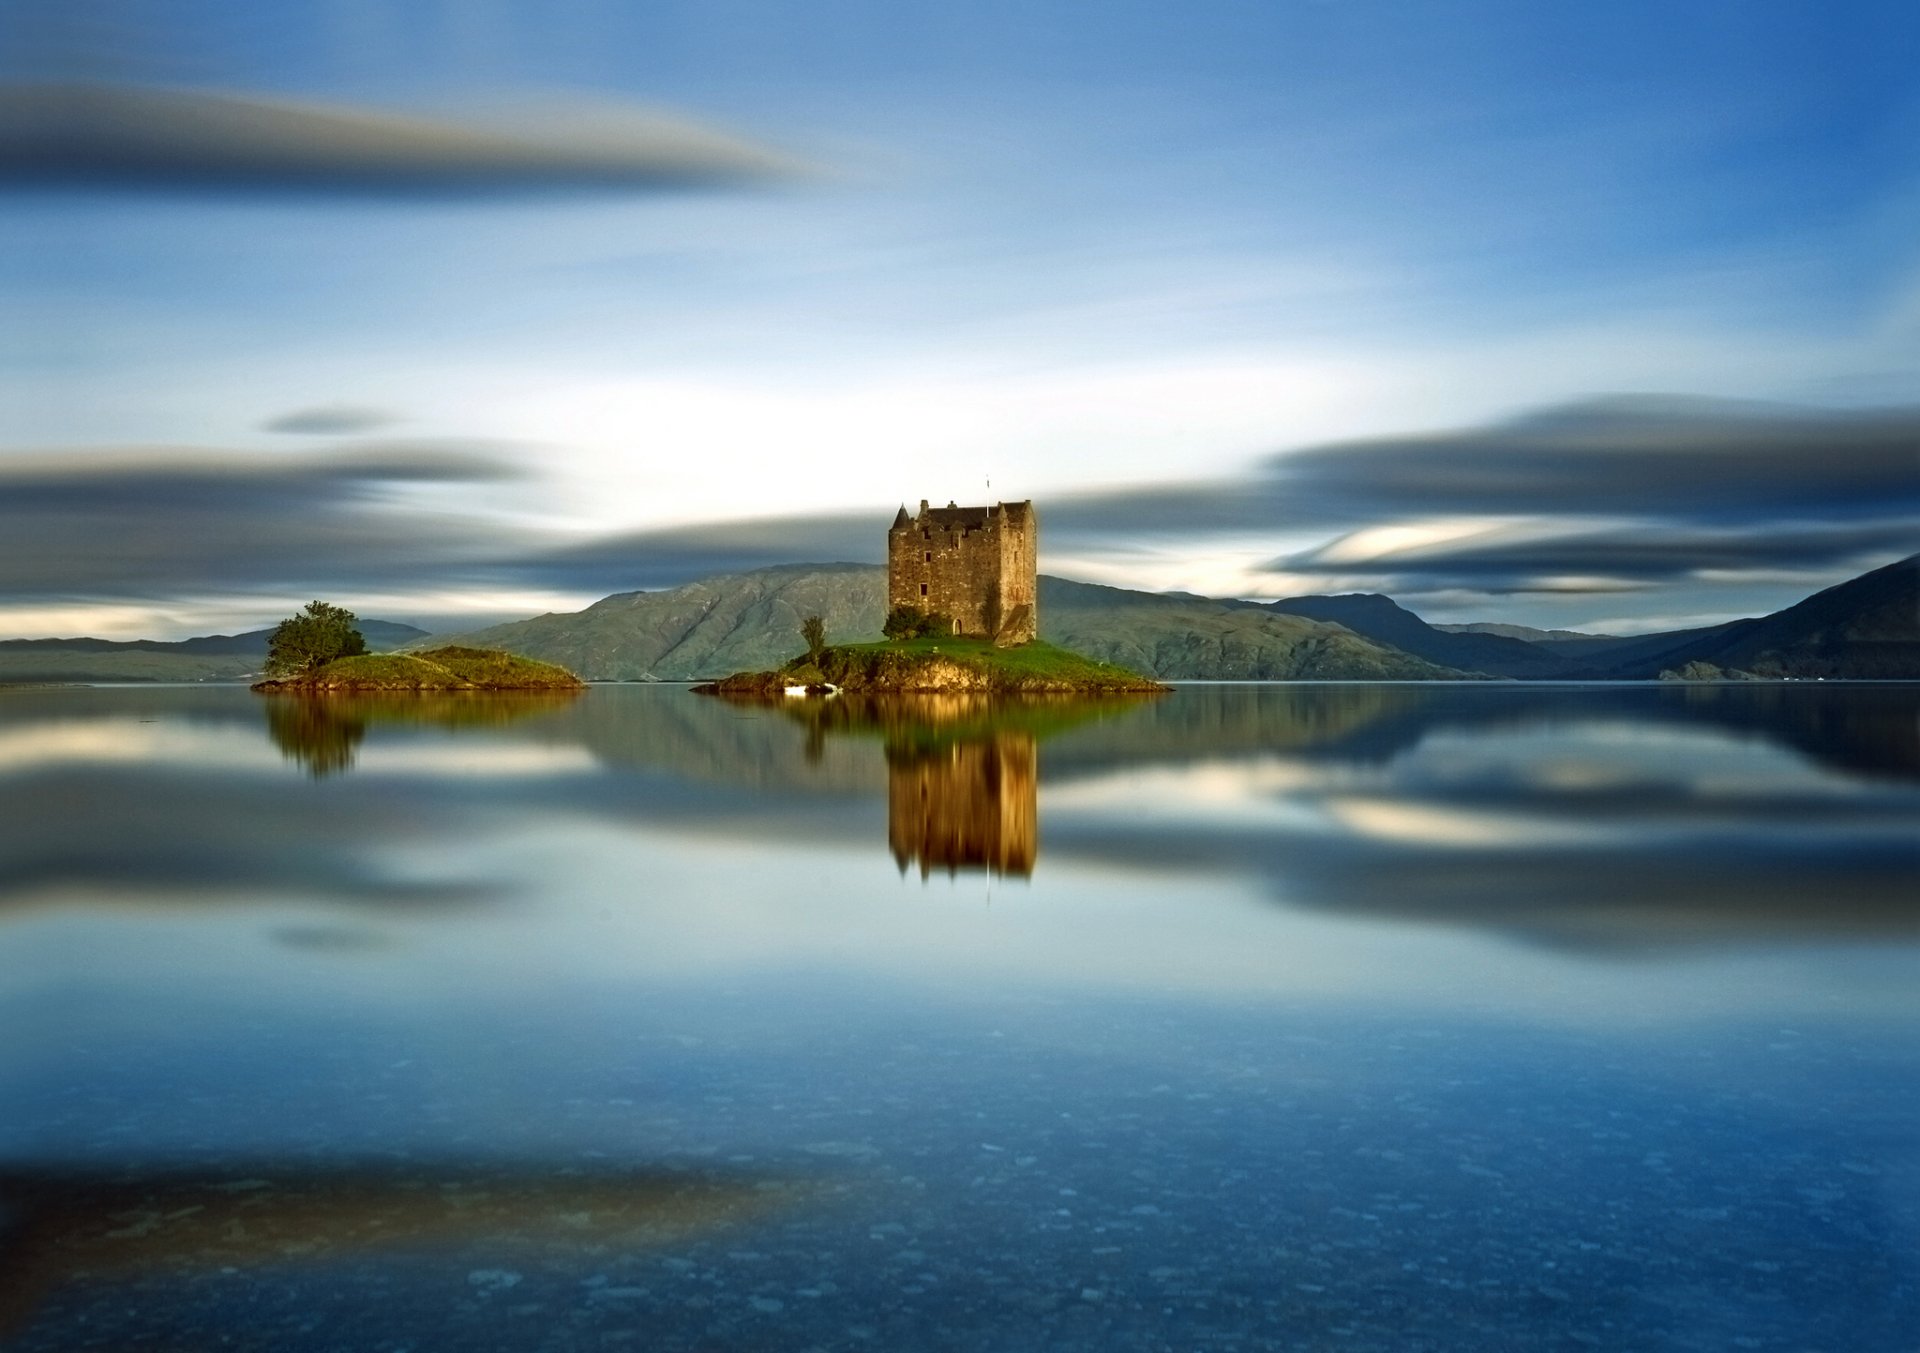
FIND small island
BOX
[696,500,1165,695]
[695,635,1165,696]
[253,645,586,692]
[244,603,585,692]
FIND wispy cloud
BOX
[1277,519,1920,593]
[508,512,883,593]
[0,442,538,603]
[476,396,1920,606]
[4,396,1913,634]
[0,83,807,194]
[1039,397,1920,597]
[262,404,402,436]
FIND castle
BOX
[886,499,1038,645]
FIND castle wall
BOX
[887,500,1038,645]
[994,505,1037,644]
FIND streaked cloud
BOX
[0,82,805,193]
[263,404,401,435]
[1276,518,1920,593]
[510,511,882,593]
[1049,398,1920,537]
[487,397,1920,601]
[3,396,1913,632]
[1035,397,1920,598]
[0,442,538,602]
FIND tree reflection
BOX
[261,692,583,777]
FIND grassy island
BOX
[251,646,586,693]
[694,636,1168,696]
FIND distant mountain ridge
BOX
[6,554,1913,684]
[1250,593,1575,678]
[427,567,1469,682]
[1433,622,1613,643]
[1573,554,1920,679]
[0,620,431,683]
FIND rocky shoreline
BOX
[693,638,1167,697]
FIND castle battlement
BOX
[887,499,1038,645]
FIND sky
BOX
[1,0,1916,639]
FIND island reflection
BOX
[17,681,1905,951]
[741,692,1161,879]
[262,691,584,777]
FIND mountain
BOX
[1037,577,1468,680]
[1433,622,1613,643]
[15,554,1908,686]
[1253,593,1573,678]
[427,566,1471,682]
[1589,553,1920,679]
[0,620,432,683]
[424,564,887,682]
[1526,621,1746,667]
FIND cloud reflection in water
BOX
[0,683,1912,955]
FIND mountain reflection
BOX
[0,683,1912,950]
[262,691,584,777]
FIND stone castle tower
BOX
[887,499,1037,645]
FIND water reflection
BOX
[887,733,1038,877]
[737,692,1153,878]
[261,691,584,777]
[0,683,1911,952]
[2,682,1917,1350]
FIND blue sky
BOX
[2,1,1916,637]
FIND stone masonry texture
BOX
[887,500,1038,645]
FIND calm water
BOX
[2,682,1916,1351]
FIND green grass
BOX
[253,647,585,692]
[704,636,1165,695]
[412,645,585,687]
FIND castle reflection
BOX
[887,731,1038,878]
[753,692,1154,880]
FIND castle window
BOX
[923,550,931,562]
[920,583,928,597]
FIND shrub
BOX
[265,601,366,676]
[882,604,954,641]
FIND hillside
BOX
[15,554,1913,686]
[1037,578,1468,681]
[428,567,1471,681]
[428,564,885,681]
[253,646,585,692]
[1593,553,1920,679]
[0,620,431,683]
[1256,593,1573,678]
[1433,622,1613,643]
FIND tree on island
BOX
[882,604,953,640]
[800,614,828,663]
[265,601,367,676]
